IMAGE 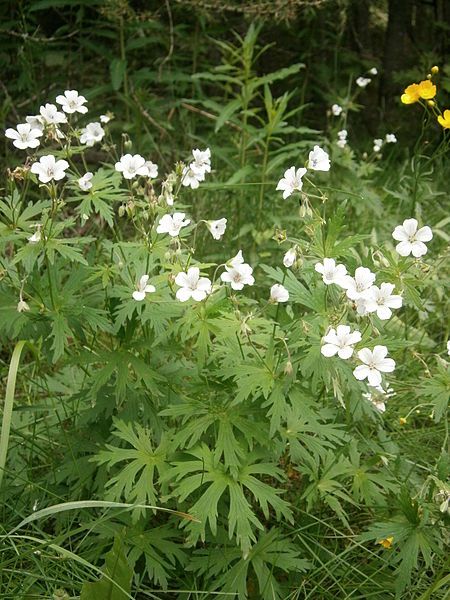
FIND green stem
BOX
[257,135,270,230]
[0,341,27,490]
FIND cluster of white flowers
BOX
[115,154,158,180]
[336,129,348,149]
[182,148,211,189]
[314,259,403,321]
[5,89,116,192]
[356,76,371,88]
[363,385,395,413]
[315,214,434,395]
[373,133,397,154]
[331,104,343,117]
[276,145,330,200]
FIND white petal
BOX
[367,370,382,387]
[411,241,428,257]
[337,346,353,359]
[376,358,396,373]
[415,226,432,242]
[392,225,408,242]
[132,290,146,301]
[376,305,392,320]
[321,343,338,357]
[395,241,412,256]
[353,365,370,380]
[402,218,418,236]
[176,287,192,302]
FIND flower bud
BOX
[284,360,293,376]
[431,65,439,74]
[427,100,435,107]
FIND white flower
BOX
[17,298,30,313]
[80,122,105,147]
[356,76,371,88]
[115,154,148,179]
[175,267,212,302]
[182,165,205,189]
[39,103,67,125]
[365,283,403,320]
[369,67,378,76]
[385,133,397,144]
[315,258,348,286]
[447,340,450,356]
[221,252,254,290]
[28,226,42,244]
[353,345,396,387]
[363,390,386,413]
[392,218,433,258]
[308,146,330,171]
[321,325,362,360]
[331,104,343,116]
[355,296,369,316]
[283,248,296,268]
[276,166,307,199]
[270,284,289,303]
[56,90,88,114]
[336,129,348,148]
[373,138,383,153]
[5,123,43,150]
[132,275,156,301]
[229,250,244,267]
[78,172,93,191]
[144,161,158,178]
[26,115,45,133]
[30,154,69,183]
[100,114,111,123]
[156,212,191,237]
[208,218,227,240]
[190,148,211,177]
[342,266,376,301]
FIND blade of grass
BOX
[0,340,27,490]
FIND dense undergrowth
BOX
[0,3,449,599]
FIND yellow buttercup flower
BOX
[437,109,450,129]
[378,536,394,549]
[417,79,436,100]
[401,83,420,104]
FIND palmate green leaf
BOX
[359,515,438,594]
[93,419,170,522]
[221,360,276,404]
[300,450,355,527]
[49,311,73,362]
[90,520,187,590]
[168,445,292,555]
[80,536,133,600]
[190,528,310,600]
[347,440,399,506]
[160,398,268,469]
[417,360,449,422]
[282,393,347,468]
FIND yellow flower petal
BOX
[437,109,450,129]
[401,83,420,104]
[417,80,436,100]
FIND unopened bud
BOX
[431,66,439,74]
[284,361,293,376]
